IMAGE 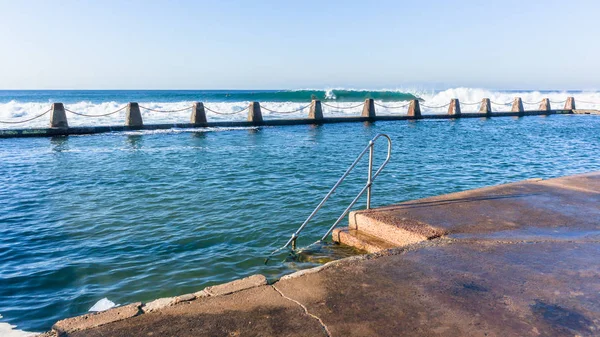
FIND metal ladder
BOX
[268,133,392,259]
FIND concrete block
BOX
[479,98,491,115]
[125,102,143,127]
[247,102,263,124]
[539,98,551,111]
[191,102,207,125]
[332,228,396,253]
[348,211,444,247]
[565,97,576,110]
[280,264,328,281]
[407,100,421,118]
[361,98,376,118]
[175,293,196,303]
[308,100,323,120]
[142,293,197,314]
[204,274,267,296]
[53,302,141,334]
[448,99,461,116]
[142,297,176,313]
[50,103,68,128]
[511,97,524,115]
[193,289,211,298]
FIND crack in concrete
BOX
[272,284,332,337]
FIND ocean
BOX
[1,89,600,334]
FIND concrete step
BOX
[348,211,445,247]
[332,228,397,253]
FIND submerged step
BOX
[332,228,397,253]
[348,211,446,247]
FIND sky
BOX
[0,0,598,90]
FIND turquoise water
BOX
[0,89,419,104]
[1,115,600,332]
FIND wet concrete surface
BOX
[275,239,600,336]
[68,286,327,337]
[56,172,600,336]
[354,173,600,240]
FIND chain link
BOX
[0,109,52,124]
[260,104,311,114]
[574,99,600,105]
[321,102,364,109]
[420,102,451,109]
[138,105,193,113]
[522,100,544,105]
[204,105,249,115]
[65,105,128,117]
[373,102,411,109]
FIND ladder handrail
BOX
[270,133,392,256]
[320,134,392,241]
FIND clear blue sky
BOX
[0,0,597,90]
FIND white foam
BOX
[0,315,37,337]
[411,88,600,114]
[1,88,599,129]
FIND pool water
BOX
[1,115,599,332]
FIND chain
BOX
[138,105,193,113]
[321,102,364,109]
[0,109,52,124]
[373,102,411,109]
[204,105,250,115]
[260,104,311,114]
[420,102,451,109]
[574,99,600,105]
[65,105,128,117]
[522,100,544,105]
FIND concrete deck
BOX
[45,172,600,336]
[335,173,600,251]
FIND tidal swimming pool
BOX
[1,115,599,332]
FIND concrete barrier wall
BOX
[448,99,461,116]
[0,97,586,139]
